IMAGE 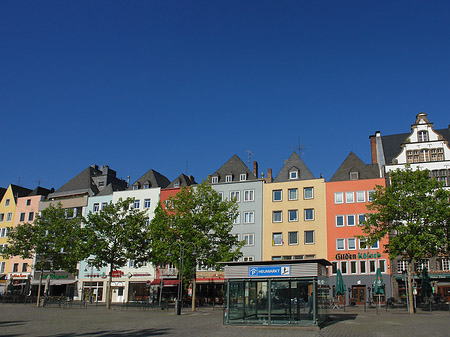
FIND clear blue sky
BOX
[1,1,450,190]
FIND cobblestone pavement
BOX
[1,303,449,336]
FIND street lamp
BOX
[167,242,197,315]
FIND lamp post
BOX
[167,242,197,315]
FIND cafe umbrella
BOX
[373,268,384,313]
[421,267,432,309]
[335,269,346,310]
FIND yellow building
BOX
[0,184,32,293]
[263,153,327,261]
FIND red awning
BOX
[150,279,180,286]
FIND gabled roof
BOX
[0,188,6,200]
[166,174,197,188]
[28,186,53,197]
[129,169,170,190]
[329,152,380,182]
[210,154,257,183]
[273,152,315,182]
[10,184,33,199]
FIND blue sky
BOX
[1,1,449,190]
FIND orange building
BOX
[326,153,390,304]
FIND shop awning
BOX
[31,279,77,286]
[150,279,180,286]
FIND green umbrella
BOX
[335,269,346,295]
[373,268,384,295]
[421,267,432,297]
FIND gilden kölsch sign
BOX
[335,252,382,260]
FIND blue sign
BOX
[248,265,291,277]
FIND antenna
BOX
[35,178,42,187]
[295,136,306,158]
[246,150,255,165]
[17,177,22,186]
[186,160,189,175]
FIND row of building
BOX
[0,113,449,305]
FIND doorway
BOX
[352,285,366,304]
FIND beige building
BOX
[263,153,327,261]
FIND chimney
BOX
[370,132,379,164]
[253,161,258,178]
[267,168,273,183]
[126,176,130,187]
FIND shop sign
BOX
[43,274,69,279]
[85,273,107,279]
[110,270,124,277]
[130,273,151,277]
[248,266,291,277]
[335,252,382,260]
[9,273,30,279]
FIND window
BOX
[233,212,240,224]
[415,260,429,272]
[356,191,365,203]
[129,260,135,268]
[358,214,366,225]
[334,192,343,204]
[145,218,150,226]
[6,213,12,222]
[336,239,345,250]
[243,234,254,246]
[379,260,386,273]
[273,190,282,201]
[345,191,354,203]
[303,187,314,200]
[20,213,25,222]
[93,203,100,212]
[226,175,232,182]
[272,256,281,261]
[368,190,375,202]
[173,182,180,188]
[369,260,376,273]
[335,215,344,227]
[341,261,348,274]
[0,262,5,274]
[347,214,355,226]
[289,170,298,179]
[132,185,139,190]
[5,199,10,207]
[359,238,367,249]
[144,199,151,208]
[348,238,356,250]
[13,263,18,273]
[0,228,6,237]
[304,209,314,221]
[218,192,224,201]
[230,191,240,202]
[397,260,408,273]
[0,213,3,222]
[28,212,34,222]
[243,256,254,262]
[244,190,254,202]
[22,263,28,272]
[288,188,298,200]
[350,261,357,274]
[133,199,140,209]
[211,176,218,184]
[288,231,298,245]
[283,255,292,260]
[371,241,379,249]
[418,130,428,142]
[243,211,254,224]
[360,260,367,274]
[143,183,150,189]
[331,262,338,275]
[240,173,247,181]
[272,211,282,223]
[441,259,450,271]
[101,202,107,210]
[350,171,359,180]
[272,233,283,245]
[304,230,314,244]
[288,210,298,222]
[26,199,31,206]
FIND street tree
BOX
[84,197,148,309]
[147,181,242,310]
[1,203,89,307]
[361,168,450,314]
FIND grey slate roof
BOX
[329,152,380,182]
[129,169,170,190]
[28,186,53,197]
[96,182,127,196]
[0,188,6,200]
[210,154,256,183]
[381,128,450,164]
[273,152,315,182]
[166,174,197,188]
[10,184,33,199]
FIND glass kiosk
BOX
[223,259,330,327]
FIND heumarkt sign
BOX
[335,252,382,260]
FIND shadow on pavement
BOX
[51,328,171,336]
[321,313,358,329]
[0,320,28,327]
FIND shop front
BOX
[223,259,330,327]
[32,271,77,298]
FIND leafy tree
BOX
[147,181,242,310]
[1,203,89,307]
[361,168,450,314]
[84,197,148,309]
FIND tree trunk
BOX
[106,264,113,310]
[407,262,415,314]
[191,277,197,312]
[36,271,43,308]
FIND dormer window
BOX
[173,182,180,188]
[418,131,428,142]
[132,184,139,190]
[211,176,218,184]
[240,173,247,181]
[350,171,359,180]
[226,175,232,182]
[289,170,298,180]
[143,183,150,189]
